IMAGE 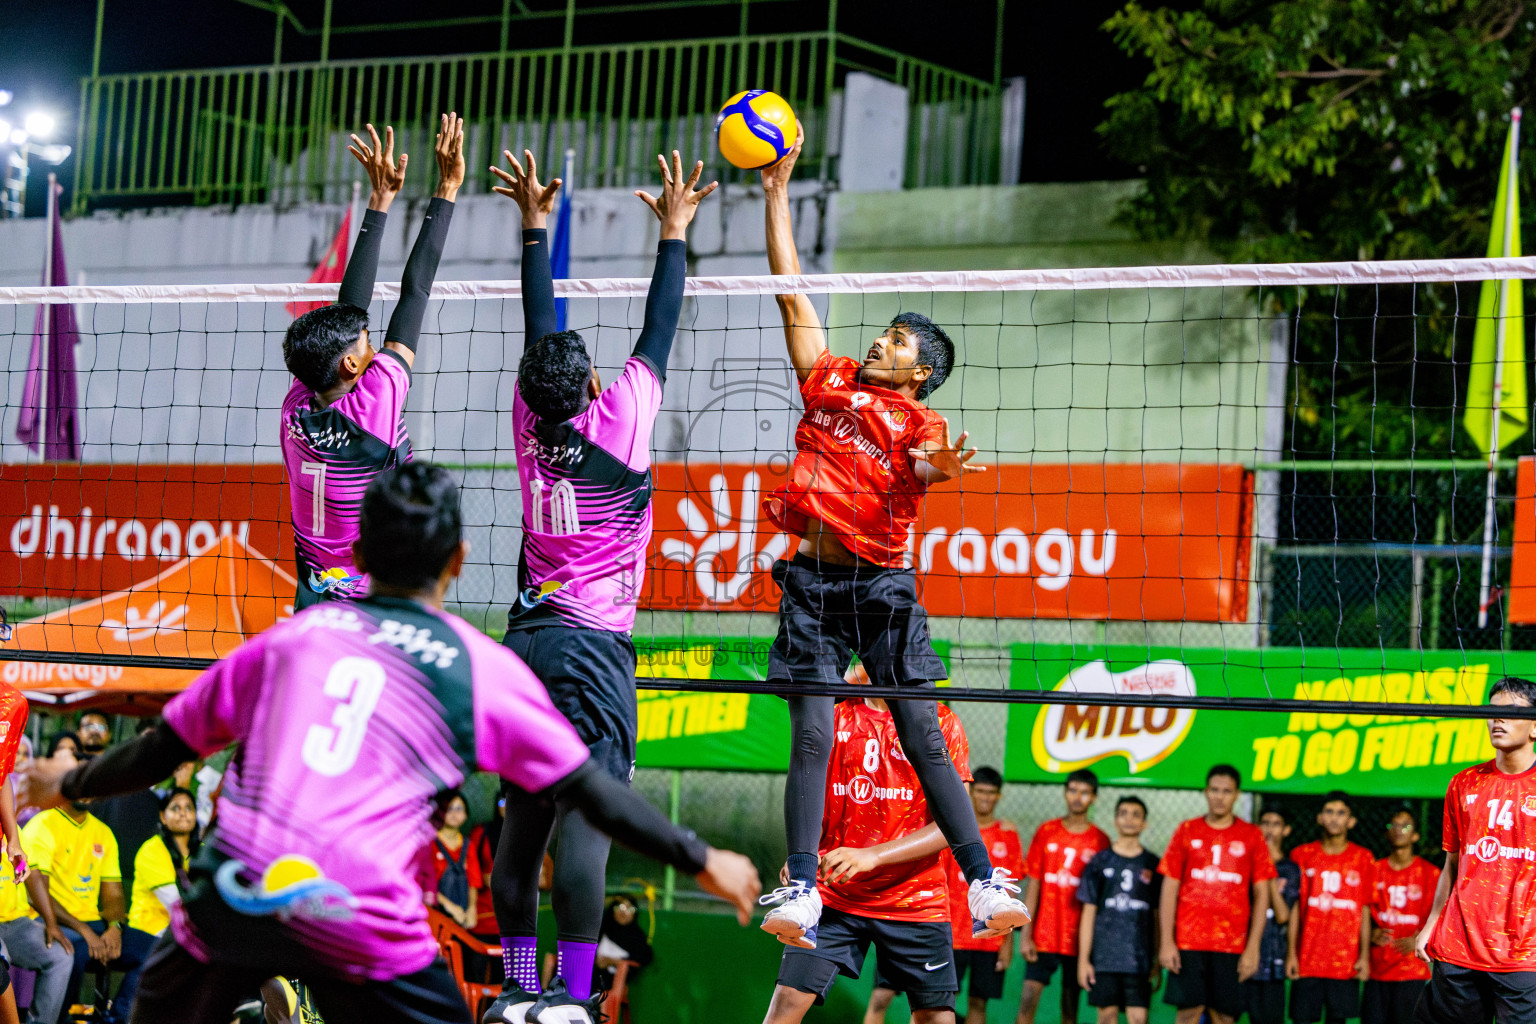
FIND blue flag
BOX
[551,149,573,332]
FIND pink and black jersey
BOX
[161,595,591,981]
[281,351,412,589]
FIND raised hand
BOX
[491,149,562,230]
[634,150,719,241]
[761,122,804,194]
[347,124,407,213]
[434,112,465,201]
[910,420,986,482]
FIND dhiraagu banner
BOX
[1003,645,1529,797]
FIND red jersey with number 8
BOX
[1427,760,1536,971]
[818,699,970,922]
[1159,817,1276,954]
[763,350,947,568]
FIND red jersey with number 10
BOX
[763,349,947,568]
[946,822,1025,951]
[1370,856,1437,982]
[1291,840,1374,980]
[1159,817,1276,955]
[818,700,971,922]
[1022,818,1111,956]
[1427,759,1536,971]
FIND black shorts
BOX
[1164,949,1244,1016]
[1246,978,1289,1024]
[1024,951,1079,987]
[1416,961,1536,1024]
[1089,971,1151,1009]
[1291,977,1361,1023]
[502,625,637,782]
[955,949,1005,1001]
[1364,979,1428,1024]
[778,907,956,1011]
[767,556,947,688]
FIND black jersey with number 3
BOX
[1077,848,1162,974]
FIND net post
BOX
[663,769,681,912]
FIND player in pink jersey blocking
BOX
[22,464,761,1024]
[481,149,716,1024]
[1364,807,1435,1024]
[1416,677,1536,1024]
[1285,791,1373,1024]
[281,115,462,608]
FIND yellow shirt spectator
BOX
[0,847,33,923]
[128,837,177,936]
[22,807,120,924]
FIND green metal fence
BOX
[71,32,1000,210]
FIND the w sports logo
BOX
[660,471,791,605]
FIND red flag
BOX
[286,207,352,317]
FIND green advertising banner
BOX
[1003,645,1530,797]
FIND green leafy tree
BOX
[1100,0,1536,458]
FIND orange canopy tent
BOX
[0,535,295,714]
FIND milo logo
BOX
[1030,660,1197,774]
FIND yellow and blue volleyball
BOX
[715,90,798,170]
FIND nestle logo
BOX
[1120,668,1182,696]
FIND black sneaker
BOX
[527,978,605,1024]
[481,979,539,1024]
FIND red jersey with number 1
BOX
[1291,840,1374,980]
[1427,759,1536,971]
[946,822,1025,951]
[1159,817,1276,955]
[1022,818,1110,956]
[1370,856,1437,982]
[818,700,971,922]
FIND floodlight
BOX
[23,113,55,140]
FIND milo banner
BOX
[1004,645,1524,797]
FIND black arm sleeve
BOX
[549,759,710,875]
[383,197,455,353]
[630,239,686,384]
[521,227,558,345]
[336,208,386,311]
[60,721,198,802]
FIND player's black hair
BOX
[1207,763,1241,787]
[1260,802,1292,825]
[156,786,201,870]
[519,330,593,423]
[1490,676,1536,706]
[283,303,370,393]
[1115,795,1148,816]
[890,312,955,400]
[46,730,80,758]
[78,710,110,729]
[1065,768,1099,793]
[431,788,468,829]
[359,463,463,591]
[972,766,1004,789]
[1320,789,1355,815]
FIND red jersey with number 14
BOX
[1022,818,1111,956]
[1427,759,1536,971]
[1291,840,1374,980]
[763,349,947,568]
[1159,817,1276,955]
[947,822,1025,951]
[1370,855,1437,982]
[818,700,971,922]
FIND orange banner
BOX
[643,462,1254,621]
[1508,458,1536,622]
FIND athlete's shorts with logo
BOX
[767,556,947,688]
[1363,978,1428,1024]
[1164,950,1244,1017]
[1089,971,1152,1010]
[1290,977,1361,1023]
[778,907,957,1011]
[501,625,637,782]
[1416,962,1536,1024]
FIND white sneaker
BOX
[759,880,822,948]
[969,867,1030,938]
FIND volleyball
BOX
[714,89,798,169]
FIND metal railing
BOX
[72,32,1000,210]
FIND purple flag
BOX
[17,182,81,460]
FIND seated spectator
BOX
[11,738,36,829]
[121,788,199,979]
[0,850,73,1024]
[467,795,504,940]
[43,735,78,761]
[22,797,143,1024]
[75,715,111,758]
[429,790,480,931]
[92,725,165,903]
[598,893,654,987]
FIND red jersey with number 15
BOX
[818,700,971,922]
[1427,759,1536,971]
[1291,840,1374,980]
[947,822,1025,951]
[1370,855,1437,982]
[763,349,947,568]
[1159,817,1276,955]
[1022,818,1111,956]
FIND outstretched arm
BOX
[381,113,465,369]
[630,151,718,382]
[338,123,407,310]
[761,126,825,382]
[491,149,562,347]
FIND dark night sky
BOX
[0,0,1147,211]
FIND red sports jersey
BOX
[1370,855,1438,982]
[1021,818,1111,956]
[763,349,947,567]
[819,699,971,922]
[1427,759,1536,971]
[1292,841,1374,980]
[0,685,27,778]
[1160,817,1276,955]
[946,821,1025,951]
